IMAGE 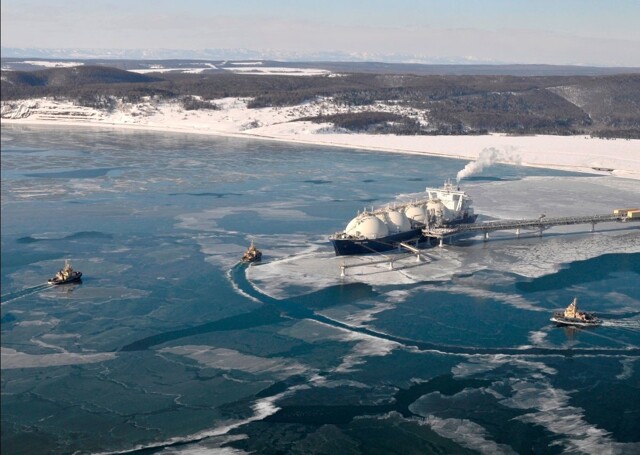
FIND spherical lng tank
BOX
[404,205,428,224]
[345,214,389,239]
[381,210,412,233]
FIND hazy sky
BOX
[2,0,639,66]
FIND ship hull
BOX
[242,254,262,264]
[331,229,425,256]
[48,272,82,285]
[330,216,478,256]
[550,316,601,327]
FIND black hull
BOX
[48,272,82,285]
[550,315,601,327]
[331,229,425,256]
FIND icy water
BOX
[2,124,639,455]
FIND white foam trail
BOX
[225,267,261,303]
[1,283,53,305]
[456,147,521,182]
[602,319,640,331]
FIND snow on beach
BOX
[2,96,639,179]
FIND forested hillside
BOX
[2,66,639,138]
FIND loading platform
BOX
[423,213,639,246]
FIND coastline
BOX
[3,97,639,180]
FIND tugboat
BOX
[551,297,601,327]
[241,241,262,263]
[48,260,82,285]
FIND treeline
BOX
[427,89,593,135]
[2,66,639,138]
[591,129,640,139]
[298,112,424,134]
[2,65,158,88]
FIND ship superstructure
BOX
[551,298,602,327]
[48,260,82,285]
[242,240,262,263]
[551,297,601,327]
[330,180,476,256]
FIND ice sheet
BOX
[1,346,116,369]
[160,345,309,380]
[246,176,640,299]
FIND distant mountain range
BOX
[2,56,639,77]
[0,47,506,64]
[2,47,274,61]
[3,47,640,74]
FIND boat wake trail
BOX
[602,319,640,331]
[0,283,53,305]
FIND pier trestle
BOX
[422,213,637,246]
[338,212,636,276]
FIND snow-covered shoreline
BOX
[2,97,639,179]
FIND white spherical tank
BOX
[345,215,389,239]
[404,205,427,224]
[384,210,412,233]
[345,216,361,234]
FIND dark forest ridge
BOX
[2,61,639,138]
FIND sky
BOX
[2,0,640,66]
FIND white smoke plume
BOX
[456,147,522,182]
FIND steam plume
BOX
[456,147,521,182]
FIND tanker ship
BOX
[330,180,477,256]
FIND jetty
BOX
[338,208,639,276]
[423,212,639,246]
